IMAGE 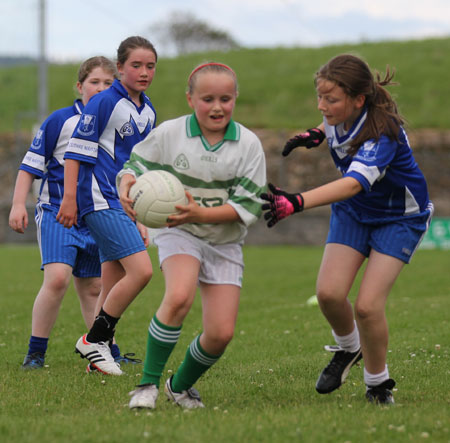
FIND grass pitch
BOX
[0,244,449,442]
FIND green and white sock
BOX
[171,334,222,393]
[140,315,181,387]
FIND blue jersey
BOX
[64,79,156,218]
[324,109,432,219]
[20,99,84,208]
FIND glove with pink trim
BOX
[282,128,325,156]
[261,183,304,228]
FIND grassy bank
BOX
[1,37,449,134]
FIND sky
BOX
[2,0,450,62]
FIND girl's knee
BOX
[141,268,153,285]
[204,328,234,350]
[43,270,71,294]
[162,291,192,319]
[316,286,345,306]
[132,266,152,288]
[355,300,377,321]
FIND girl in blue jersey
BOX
[57,36,157,375]
[261,54,433,404]
[9,56,117,370]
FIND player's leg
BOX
[83,208,152,319]
[71,228,102,329]
[356,253,403,405]
[23,206,77,369]
[102,252,152,317]
[315,243,365,393]
[166,282,240,408]
[129,254,199,409]
[23,263,73,369]
[31,263,73,337]
[360,213,430,404]
[76,257,151,376]
[165,240,243,409]
[94,260,125,318]
[76,209,151,375]
[72,276,101,329]
[316,243,365,334]
[144,253,199,384]
[315,204,370,393]
[355,250,403,374]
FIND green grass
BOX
[1,37,449,134]
[0,244,449,442]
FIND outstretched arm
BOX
[302,177,362,209]
[261,177,362,227]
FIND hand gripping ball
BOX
[129,170,187,228]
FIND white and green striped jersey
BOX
[119,114,267,245]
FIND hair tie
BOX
[188,62,235,83]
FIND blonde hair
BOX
[77,56,118,84]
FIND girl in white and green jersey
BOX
[118,62,267,409]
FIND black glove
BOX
[282,128,325,157]
[261,183,304,228]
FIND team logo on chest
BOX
[174,154,189,170]
[119,121,134,136]
[356,141,379,161]
[77,114,96,136]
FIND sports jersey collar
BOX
[186,114,240,152]
[73,99,84,115]
[333,107,368,146]
[111,79,148,111]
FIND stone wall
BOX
[1,129,449,245]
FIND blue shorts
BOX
[84,208,146,263]
[327,203,433,264]
[35,204,101,278]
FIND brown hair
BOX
[77,56,118,83]
[187,62,238,95]
[117,36,158,65]
[315,54,404,156]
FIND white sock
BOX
[364,365,389,388]
[332,321,360,353]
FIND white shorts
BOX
[153,228,244,287]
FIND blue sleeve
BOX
[344,137,397,192]
[64,94,112,163]
[19,112,63,177]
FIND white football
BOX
[129,170,187,228]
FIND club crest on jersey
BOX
[174,154,189,170]
[356,141,379,161]
[32,129,43,149]
[77,114,96,136]
[119,122,134,136]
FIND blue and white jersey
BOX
[19,99,84,208]
[324,108,431,219]
[64,79,156,218]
